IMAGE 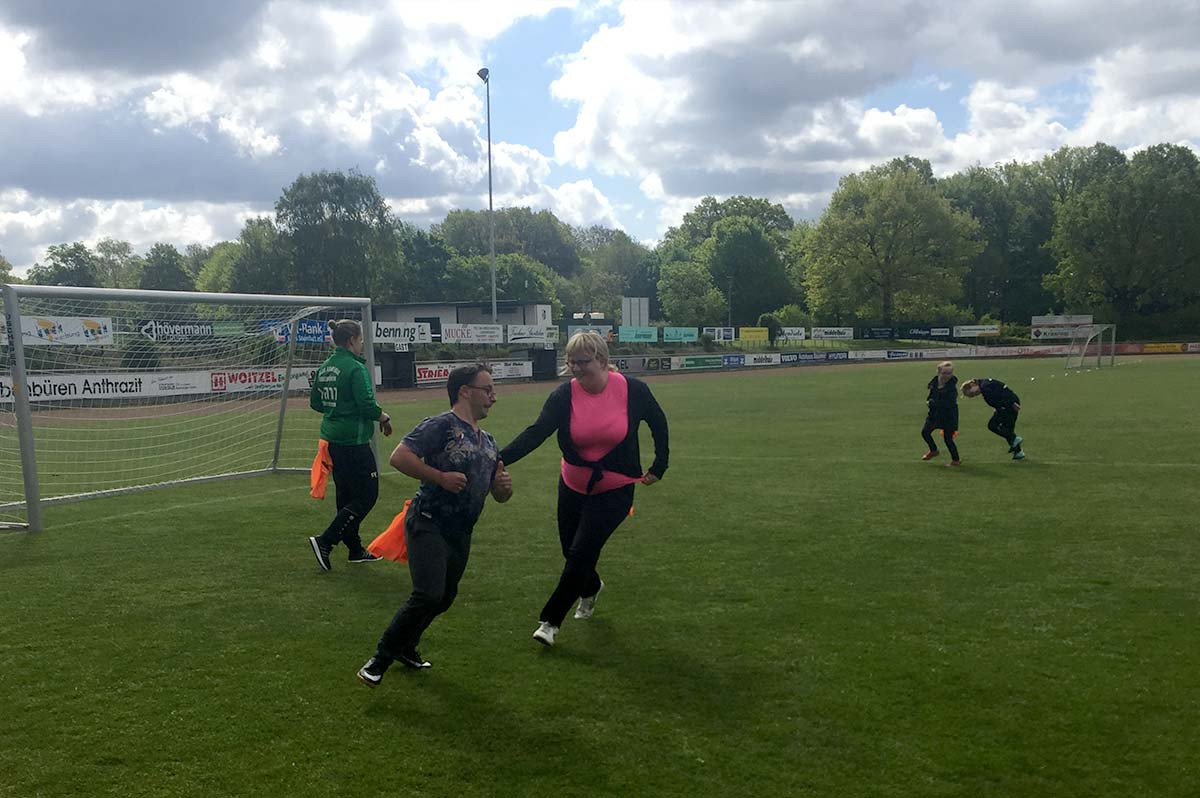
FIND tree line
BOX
[6,141,1198,338]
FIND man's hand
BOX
[641,473,660,485]
[379,414,393,437]
[438,471,468,493]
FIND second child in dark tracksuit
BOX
[963,378,1025,460]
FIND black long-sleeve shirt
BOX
[975,378,1020,409]
[926,374,959,421]
[499,376,669,491]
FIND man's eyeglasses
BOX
[465,384,496,396]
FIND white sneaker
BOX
[533,621,559,647]
[574,580,604,620]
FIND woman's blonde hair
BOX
[565,331,616,370]
[960,378,980,395]
[938,360,954,372]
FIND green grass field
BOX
[2,356,1198,797]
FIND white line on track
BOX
[4,473,409,534]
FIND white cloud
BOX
[216,114,283,158]
[1,194,264,276]
[858,105,946,156]
[3,0,1199,265]
[0,25,113,114]
[520,178,621,228]
[143,74,220,128]
[1073,46,1200,153]
[319,8,374,54]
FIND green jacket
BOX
[309,347,384,445]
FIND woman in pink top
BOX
[499,332,669,647]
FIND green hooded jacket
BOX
[309,347,384,445]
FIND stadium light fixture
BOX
[477,67,498,324]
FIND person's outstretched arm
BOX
[498,384,569,466]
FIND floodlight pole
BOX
[478,67,498,324]
[728,274,733,327]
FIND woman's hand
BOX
[491,460,513,502]
[641,473,659,485]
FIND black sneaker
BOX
[348,550,381,563]
[308,536,332,572]
[357,656,389,688]
[396,647,432,669]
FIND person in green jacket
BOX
[307,319,393,571]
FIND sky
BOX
[2,0,1199,276]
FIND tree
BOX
[274,169,400,297]
[25,243,101,287]
[782,221,815,309]
[436,208,582,276]
[1047,143,1200,329]
[139,243,195,292]
[435,209,498,259]
[694,216,793,325]
[183,243,213,281]
[389,223,447,303]
[769,303,813,327]
[508,208,582,276]
[92,239,144,288]
[229,217,288,294]
[807,162,982,326]
[587,230,656,301]
[572,224,622,253]
[757,312,783,347]
[0,251,13,283]
[941,166,1017,318]
[441,252,562,316]
[1038,143,1127,205]
[562,260,625,318]
[887,155,936,184]
[663,195,794,254]
[656,261,727,325]
[995,160,1059,319]
[195,241,242,293]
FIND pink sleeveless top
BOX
[561,371,641,495]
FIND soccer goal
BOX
[1065,323,1117,369]
[1,284,373,532]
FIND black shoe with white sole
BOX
[308,536,332,572]
[348,550,381,563]
[358,656,390,688]
[396,647,432,669]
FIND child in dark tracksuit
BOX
[921,361,960,465]
[962,378,1025,460]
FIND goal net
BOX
[1065,323,1117,369]
[2,285,372,531]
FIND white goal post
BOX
[1065,323,1117,369]
[2,284,373,532]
